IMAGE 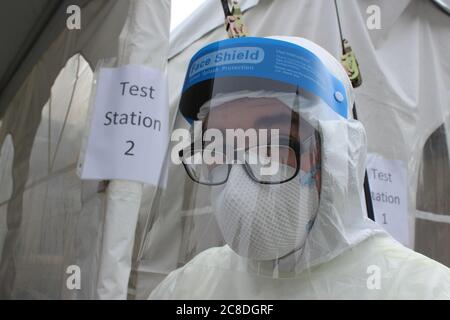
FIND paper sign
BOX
[79,65,168,185]
[366,153,409,246]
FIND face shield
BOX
[141,37,356,284]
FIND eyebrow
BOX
[254,113,291,127]
[254,113,300,143]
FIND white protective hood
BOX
[141,35,388,299]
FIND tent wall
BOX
[0,0,131,299]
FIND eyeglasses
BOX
[179,135,315,185]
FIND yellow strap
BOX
[224,0,248,38]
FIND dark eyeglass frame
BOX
[179,134,318,185]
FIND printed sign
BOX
[366,153,409,246]
[79,65,168,185]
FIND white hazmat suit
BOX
[148,37,450,299]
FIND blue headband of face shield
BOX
[179,37,348,122]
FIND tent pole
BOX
[95,0,171,299]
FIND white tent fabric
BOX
[0,0,449,299]
[0,0,170,299]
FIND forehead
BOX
[204,97,315,137]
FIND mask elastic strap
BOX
[273,246,305,276]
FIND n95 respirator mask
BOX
[211,165,319,261]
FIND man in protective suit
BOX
[147,37,450,299]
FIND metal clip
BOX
[341,39,362,88]
[224,0,248,38]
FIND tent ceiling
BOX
[430,0,450,15]
[0,0,61,101]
